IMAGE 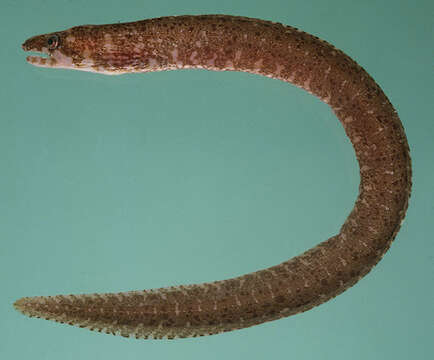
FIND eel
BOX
[17,15,411,339]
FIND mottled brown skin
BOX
[17,15,411,339]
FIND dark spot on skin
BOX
[350,270,359,277]
[275,295,286,303]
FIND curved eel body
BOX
[17,15,411,339]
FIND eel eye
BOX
[47,35,59,50]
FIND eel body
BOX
[17,15,411,339]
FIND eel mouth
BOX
[21,34,64,68]
[22,45,54,67]
[22,38,85,71]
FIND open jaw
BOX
[23,46,55,68]
[22,44,75,69]
[24,50,75,69]
[22,44,110,74]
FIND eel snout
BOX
[22,35,59,68]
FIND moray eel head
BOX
[22,25,122,74]
[22,31,77,69]
[22,24,141,75]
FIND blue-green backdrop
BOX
[1,0,432,359]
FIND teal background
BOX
[1,0,432,359]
